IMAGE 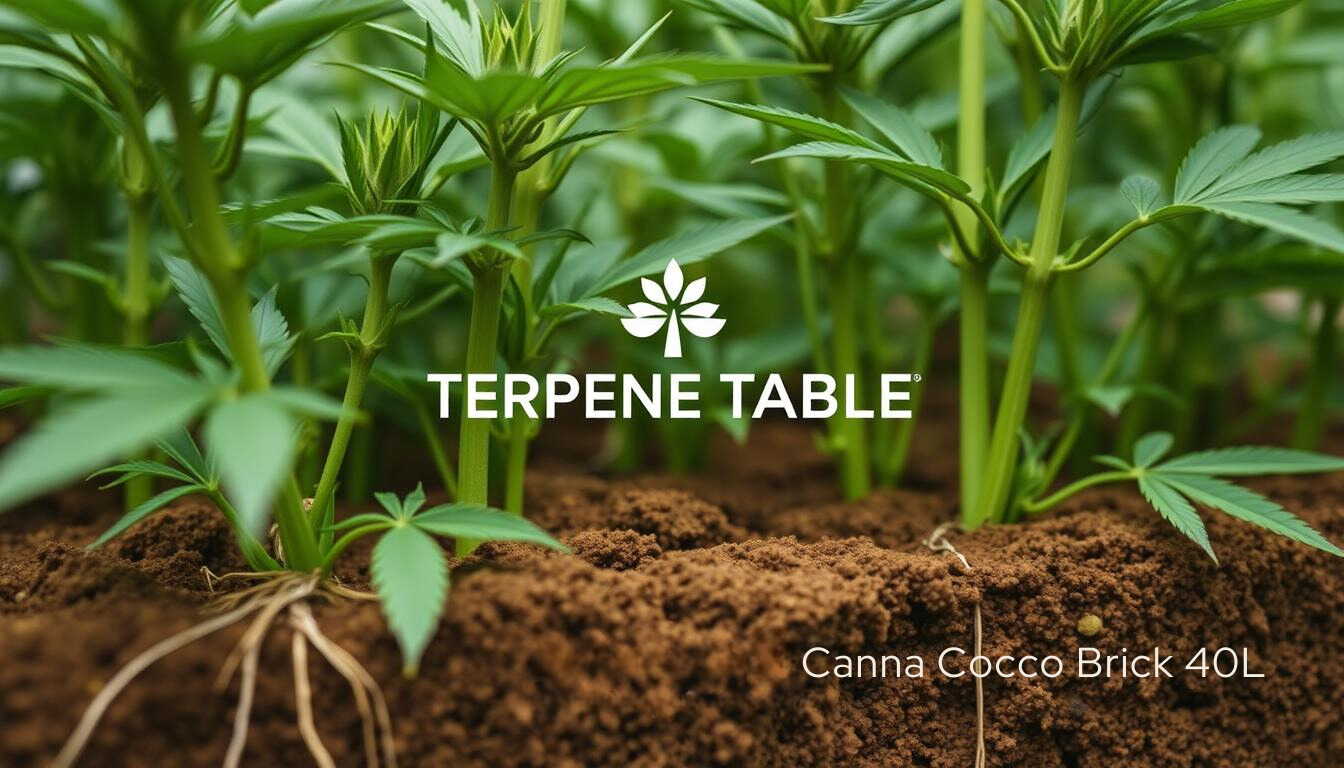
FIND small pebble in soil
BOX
[1077,613,1103,636]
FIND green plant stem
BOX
[970,77,1084,529]
[956,0,990,513]
[498,0,567,516]
[457,164,518,554]
[1020,470,1132,513]
[309,254,397,546]
[320,523,389,574]
[4,231,63,311]
[208,489,280,571]
[1292,296,1340,449]
[417,402,458,498]
[165,72,320,572]
[883,314,935,486]
[1038,293,1150,491]
[820,86,869,500]
[122,194,154,511]
[503,416,530,513]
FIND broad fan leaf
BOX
[1157,474,1344,557]
[1118,432,1344,561]
[1173,125,1262,204]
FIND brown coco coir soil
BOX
[2,420,1344,767]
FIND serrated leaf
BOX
[1174,125,1262,204]
[1199,202,1344,253]
[251,287,297,377]
[1157,446,1344,476]
[413,504,568,551]
[88,484,204,549]
[692,98,882,149]
[164,255,232,359]
[91,459,195,488]
[1138,475,1216,562]
[0,386,214,511]
[1197,132,1344,201]
[372,525,448,675]
[1133,432,1174,468]
[758,142,970,195]
[1200,174,1344,205]
[1120,175,1163,217]
[842,88,942,168]
[539,297,630,320]
[589,216,788,296]
[820,0,946,25]
[1157,473,1344,557]
[204,395,298,535]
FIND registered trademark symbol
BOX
[913,374,922,383]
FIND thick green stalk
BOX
[820,87,869,499]
[1293,296,1340,449]
[829,249,869,498]
[309,255,396,545]
[503,417,530,513]
[969,78,1084,529]
[499,0,567,515]
[457,164,517,554]
[122,194,153,511]
[165,75,320,572]
[956,0,990,512]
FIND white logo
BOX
[621,259,724,358]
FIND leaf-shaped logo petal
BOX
[681,276,706,304]
[640,277,666,305]
[627,302,667,318]
[662,259,684,302]
[622,316,668,338]
[682,317,725,338]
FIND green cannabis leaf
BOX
[1050,433,1344,563]
[326,484,567,674]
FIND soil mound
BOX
[2,466,1343,766]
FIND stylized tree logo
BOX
[621,259,724,358]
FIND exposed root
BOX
[292,602,397,768]
[54,573,396,768]
[293,627,337,768]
